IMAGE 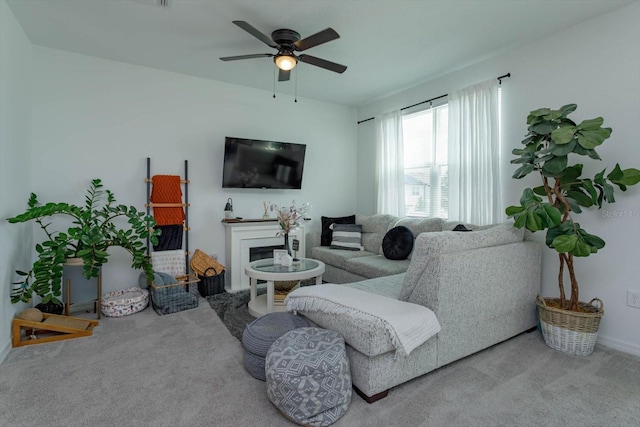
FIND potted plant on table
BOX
[506,104,640,355]
[270,200,311,257]
[269,200,311,293]
[8,178,159,312]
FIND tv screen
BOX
[222,137,307,189]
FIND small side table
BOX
[245,258,325,317]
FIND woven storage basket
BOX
[274,280,300,292]
[190,249,225,276]
[536,295,604,356]
[190,249,226,297]
[196,266,225,297]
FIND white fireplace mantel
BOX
[223,220,305,292]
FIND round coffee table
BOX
[245,258,325,317]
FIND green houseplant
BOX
[8,179,159,308]
[506,104,640,355]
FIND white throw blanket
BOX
[286,284,441,357]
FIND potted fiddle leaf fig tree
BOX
[506,104,640,356]
[8,178,160,311]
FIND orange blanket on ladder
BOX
[150,175,185,226]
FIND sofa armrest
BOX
[306,232,322,257]
[399,223,525,301]
[405,239,541,366]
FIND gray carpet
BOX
[1,298,640,427]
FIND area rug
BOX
[206,290,257,340]
[206,280,314,340]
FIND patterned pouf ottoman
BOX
[242,312,310,381]
[266,327,352,427]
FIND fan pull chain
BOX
[273,64,276,98]
[294,66,298,103]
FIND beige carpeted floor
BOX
[1,298,639,427]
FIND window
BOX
[402,104,448,218]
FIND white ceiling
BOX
[6,0,635,107]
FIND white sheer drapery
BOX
[375,110,405,216]
[448,79,501,225]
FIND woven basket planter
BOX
[536,295,604,356]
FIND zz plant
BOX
[506,104,640,311]
[8,179,159,305]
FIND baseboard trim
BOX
[596,334,640,357]
[0,339,11,365]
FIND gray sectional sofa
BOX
[308,214,482,283]
[292,220,542,402]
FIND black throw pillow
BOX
[382,226,414,260]
[321,215,356,246]
[453,224,472,232]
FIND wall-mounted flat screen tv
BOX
[222,137,307,189]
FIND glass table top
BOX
[251,258,320,274]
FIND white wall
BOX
[0,0,33,362]
[357,2,640,355]
[0,35,356,356]
[26,46,357,299]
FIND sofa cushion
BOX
[399,222,525,301]
[382,226,414,260]
[346,255,411,279]
[321,215,356,246]
[442,220,498,231]
[356,214,399,254]
[330,223,364,251]
[393,217,445,236]
[311,246,375,271]
[346,273,406,299]
[392,217,446,259]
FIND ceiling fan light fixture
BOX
[275,54,297,71]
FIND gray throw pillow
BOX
[330,223,364,251]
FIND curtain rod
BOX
[357,72,511,124]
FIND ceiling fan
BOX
[220,21,347,81]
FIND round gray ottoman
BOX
[242,312,310,381]
[266,327,352,426]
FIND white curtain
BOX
[448,79,501,225]
[375,110,405,216]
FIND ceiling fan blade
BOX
[233,21,278,48]
[298,55,347,74]
[294,28,339,51]
[278,69,291,82]
[220,53,273,61]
